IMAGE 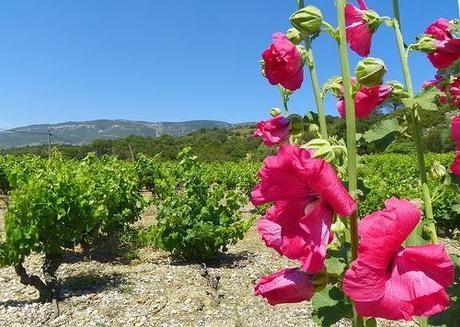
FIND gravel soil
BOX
[0,205,458,327]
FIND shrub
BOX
[142,147,253,260]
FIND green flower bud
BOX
[305,138,335,162]
[355,57,387,87]
[308,123,320,134]
[430,161,447,180]
[363,10,382,31]
[331,220,346,234]
[286,27,302,45]
[411,35,437,53]
[259,60,266,77]
[297,45,308,65]
[289,6,323,37]
[322,76,343,98]
[387,80,409,100]
[269,108,281,117]
[288,114,304,135]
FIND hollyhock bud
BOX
[331,220,346,234]
[430,161,447,180]
[254,116,290,147]
[269,108,281,117]
[355,57,387,87]
[308,123,320,134]
[286,27,303,45]
[322,76,343,98]
[290,6,323,37]
[387,80,409,100]
[288,114,304,135]
[262,33,304,91]
[259,60,266,77]
[254,268,314,305]
[297,45,308,65]
[411,35,437,53]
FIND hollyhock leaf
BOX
[404,219,430,246]
[325,243,350,276]
[311,284,353,327]
[414,317,429,327]
[363,118,405,143]
[402,87,443,111]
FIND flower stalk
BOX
[392,0,438,244]
[297,0,328,140]
[277,84,289,115]
[336,0,363,326]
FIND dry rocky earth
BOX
[0,205,457,327]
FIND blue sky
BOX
[0,0,457,128]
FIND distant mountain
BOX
[0,119,254,149]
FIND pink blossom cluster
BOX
[253,0,457,321]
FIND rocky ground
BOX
[0,205,457,327]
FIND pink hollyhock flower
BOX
[451,115,460,175]
[345,0,379,57]
[424,75,460,107]
[254,116,290,147]
[254,268,314,305]
[251,144,356,215]
[251,144,356,272]
[450,76,460,99]
[337,82,393,119]
[425,19,460,70]
[262,33,304,91]
[256,200,334,272]
[343,198,454,321]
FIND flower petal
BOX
[251,144,356,217]
[358,198,421,270]
[254,268,314,305]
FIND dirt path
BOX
[0,205,457,326]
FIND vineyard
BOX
[0,150,458,325]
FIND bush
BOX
[0,152,146,302]
[360,153,460,237]
[142,148,253,260]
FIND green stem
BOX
[304,37,329,140]
[336,1,363,326]
[392,2,438,244]
[278,84,289,115]
[297,0,328,139]
[458,0,460,18]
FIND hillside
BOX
[0,109,455,161]
[0,119,242,149]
